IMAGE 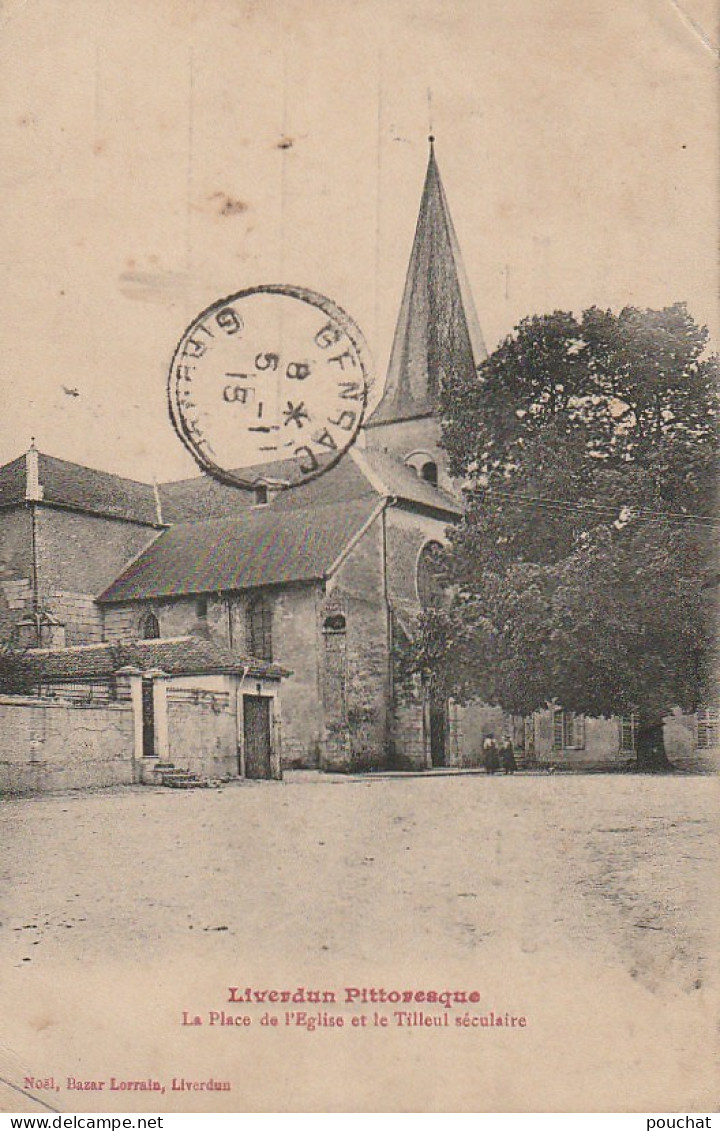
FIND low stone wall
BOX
[166,694,238,779]
[0,695,134,795]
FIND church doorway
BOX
[243,695,272,779]
[429,701,447,767]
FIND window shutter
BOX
[574,714,585,749]
[698,708,719,749]
[552,709,564,750]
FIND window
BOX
[254,485,268,505]
[420,461,438,487]
[697,708,719,749]
[552,708,585,750]
[416,541,445,608]
[196,595,208,619]
[140,612,160,640]
[247,595,272,661]
[323,613,346,633]
[619,712,639,753]
[404,451,439,487]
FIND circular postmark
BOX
[168,285,370,489]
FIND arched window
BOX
[140,612,160,640]
[416,541,445,608]
[247,595,272,661]
[420,461,438,487]
[404,451,440,487]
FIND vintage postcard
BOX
[0,0,718,1115]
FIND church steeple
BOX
[366,137,486,429]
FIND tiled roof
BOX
[98,497,381,602]
[12,637,287,681]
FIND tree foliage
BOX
[427,303,719,768]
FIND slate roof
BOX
[0,455,27,508]
[158,449,459,521]
[98,497,381,602]
[0,451,160,524]
[37,454,160,524]
[159,452,375,522]
[158,472,254,522]
[358,449,461,516]
[0,436,460,528]
[14,637,287,681]
[367,140,486,427]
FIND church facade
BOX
[0,143,714,775]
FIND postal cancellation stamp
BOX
[168,284,371,489]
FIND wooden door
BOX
[142,679,155,758]
[243,695,272,779]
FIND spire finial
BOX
[427,87,434,144]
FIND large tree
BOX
[431,303,718,770]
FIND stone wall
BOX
[661,710,719,773]
[326,515,389,771]
[384,505,451,606]
[35,507,159,600]
[392,697,428,770]
[166,691,238,779]
[103,595,223,642]
[102,602,140,641]
[529,712,625,769]
[364,416,456,493]
[385,505,456,768]
[103,585,325,770]
[0,695,134,794]
[41,591,104,644]
[525,708,718,772]
[264,586,325,768]
[11,507,160,645]
[0,508,34,641]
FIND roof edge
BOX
[325,498,387,579]
[364,409,436,429]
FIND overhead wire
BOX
[467,489,720,528]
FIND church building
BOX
[0,142,713,776]
[0,140,497,773]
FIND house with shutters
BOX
[0,140,715,779]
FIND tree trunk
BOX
[635,713,674,772]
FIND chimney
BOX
[25,440,44,502]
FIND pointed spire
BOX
[367,138,486,427]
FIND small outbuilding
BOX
[0,636,289,794]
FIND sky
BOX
[0,0,717,483]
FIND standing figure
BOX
[500,735,517,775]
[483,734,500,774]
